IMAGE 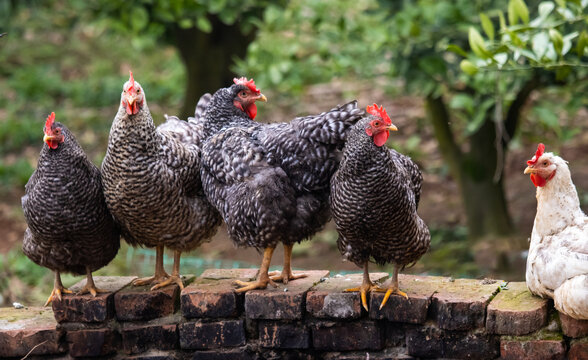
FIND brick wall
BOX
[1,269,588,359]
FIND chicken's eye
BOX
[543,161,548,166]
[240,91,247,97]
[136,88,141,93]
[373,121,380,127]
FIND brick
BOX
[179,319,246,349]
[560,312,588,338]
[322,348,415,359]
[259,321,309,349]
[245,270,329,320]
[126,350,178,360]
[182,268,258,318]
[114,275,191,321]
[500,338,566,360]
[430,277,501,330]
[486,282,549,335]
[66,328,120,357]
[52,275,135,323]
[0,307,65,357]
[312,320,382,351]
[406,323,499,359]
[370,274,437,324]
[306,272,388,319]
[189,348,254,360]
[382,322,408,347]
[569,338,588,360]
[122,322,177,354]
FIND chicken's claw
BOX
[269,270,307,284]
[344,283,385,311]
[233,278,278,293]
[377,287,408,310]
[150,275,184,291]
[44,287,73,307]
[77,284,109,297]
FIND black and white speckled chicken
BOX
[199,77,364,292]
[330,104,430,311]
[101,72,221,291]
[22,112,120,306]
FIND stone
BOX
[181,268,258,318]
[245,270,329,320]
[125,350,178,360]
[430,277,502,330]
[179,319,246,349]
[66,328,121,357]
[322,348,415,359]
[500,338,566,360]
[560,312,588,338]
[370,274,438,324]
[406,323,499,360]
[189,349,254,360]
[486,282,549,335]
[312,320,382,351]
[569,338,588,360]
[259,321,309,349]
[121,321,178,354]
[114,275,193,322]
[306,272,388,319]
[0,307,64,357]
[52,275,135,323]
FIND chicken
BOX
[101,72,221,291]
[22,112,120,306]
[524,143,588,319]
[329,104,430,311]
[200,77,364,291]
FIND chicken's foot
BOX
[235,247,278,292]
[151,250,184,290]
[44,271,73,306]
[77,267,109,297]
[343,262,384,311]
[377,265,408,310]
[132,245,170,286]
[269,244,307,284]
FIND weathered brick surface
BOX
[245,270,329,320]
[560,312,588,338]
[486,282,549,335]
[370,274,438,324]
[52,276,135,323]
[406,323,499,359]
[306,272,387,319]
[312,320,382,351]
[179,319,246,349]
[0,307,64,357]
[322,348,415,359]
[189,348,254,360]
[114,276,188,321]
[125,350,178,360]
[500,338,566,360]
[182,268,258,318]
[66,328,120,357]
[121,321,177,354]
[569,338,588,360]
[259,321,309,349]
[430,278,501,330]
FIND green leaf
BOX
[554,0,566,7]
[577,30,588,57]
[549,28,564,56]
[460,59,478,75]
[508,0,530,25]
[532,32,550,59]
[447,44,469,57]
[479,13,495,41]
[498,11,507,30]
[466,98,494,134]
[196,16,212,33]
[131,6,149,32]
[468,27,490,59]
[538,2,555,18]
[449,94,474,114]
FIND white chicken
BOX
[524,143,588,320]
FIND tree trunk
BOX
[425,95,514,240]
[174,16,255,119]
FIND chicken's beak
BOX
[524,166,535,175]
[126,94,136,106]
[43,134,56,142]
[257,93,267,102]
[386,124,398,132]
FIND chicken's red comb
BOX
[128,71,135,90]
[233,77,260,94]
[527,143,546,166]
[44,112,56,133]
[366,103,391,125]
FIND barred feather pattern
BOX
[101,100,221,252]
[22,123,120,275]
[159,93,212,147]
[330,116,430,267]
[200,96,363,250]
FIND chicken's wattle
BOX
[246,103,257,120]
[374,131,389,147]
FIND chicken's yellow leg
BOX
[234,247,278,292]
[344,262,385,311]
[377,264,408,310]
[132,245,170,286]
[151,250,184,290]
[77,267,109,296]
[269,243,307,284]
[44,271,73,306]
